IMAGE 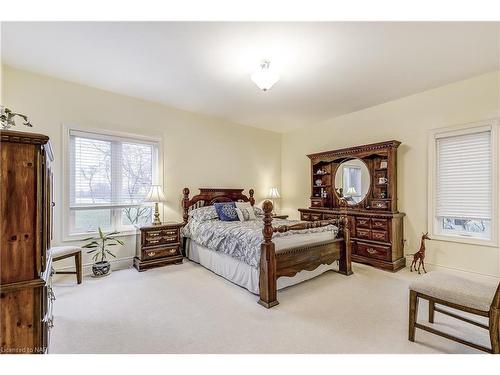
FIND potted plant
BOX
[82,228,124,277]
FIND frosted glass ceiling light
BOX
[251,60,280,91]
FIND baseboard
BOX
[53,256,134,276]
[403,254,499,280]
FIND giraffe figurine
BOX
[410,232,431,274]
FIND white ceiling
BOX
[2,22,499,133]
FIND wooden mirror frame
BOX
[332,157,372,209]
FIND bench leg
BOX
[75,252,82,284]
[429,300,435,323]
[490,308,499,354]
[409,290,419,342]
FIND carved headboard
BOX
[182,188,255,224]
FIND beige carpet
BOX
[50,261,495,354]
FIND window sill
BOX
[61,229,139,243]
[430,233,498,248]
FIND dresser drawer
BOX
[310,213,323,221]
[356,228,371,240]
[371,200,390,210]
[356,217,371,228]
[371,218,389,231]
[310,199,324,208]
[323,213,337,220]
[356,242,391,261]
[143,247,180,260]
[300,212,311,221]
[371,229,389,242]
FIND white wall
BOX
[281,70,500,277]
[2,66,282,272]
[4,65,500,278]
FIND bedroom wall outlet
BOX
[403,238,409,249]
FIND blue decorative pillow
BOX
[214,202,239,221]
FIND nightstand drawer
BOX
[144,230,179,247]
[143,247,179,260]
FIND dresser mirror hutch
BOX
[299,140,406,271]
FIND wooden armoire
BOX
[298,140,406,272]
[0,130,54,354]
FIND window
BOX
[66,129,159,236]
[429,121,497,245]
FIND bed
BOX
[181,187,353,308]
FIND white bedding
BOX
[186,230,339,294]
[182,216,338,268]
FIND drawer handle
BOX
[148,239,160,244]
[147,251,156,257]
[164,236,177,242]
[168,248,177,254]
[366,248,377,254]
[148,232,160,237]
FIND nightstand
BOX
[133,222,183,271]
[272,214,289,219]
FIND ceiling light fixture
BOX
[251,60,280,91]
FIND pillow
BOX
[253,206,265,217]
[235,202,257,221]
[188,206,218,222]
[214,202,239,221]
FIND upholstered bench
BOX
[51,246,83,284]
[409,272,499,353]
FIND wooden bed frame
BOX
[182,188,353,308]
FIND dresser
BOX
[0,130,54,354]
[133,222,183,271]
[298,140,406,272]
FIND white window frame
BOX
[427,119,498,247]
[62,125,163,241]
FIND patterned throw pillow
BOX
[189,206,218,222]
[214,202,239,221]
[235,202,257,221]
[253,206,265,217]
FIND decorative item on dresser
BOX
[133,222,183,271]
[0,130,54,354]
[298,140,406,272]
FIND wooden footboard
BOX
[258,200,352,308]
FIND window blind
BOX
[435,130,491,220]
[69,130,157,208]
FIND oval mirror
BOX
[334,158,371,205]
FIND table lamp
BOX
[267,187,281,215]
[346,186,357,196]
[144,185,167,225]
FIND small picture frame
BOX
[380,160,388,169]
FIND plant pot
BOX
[92,261,111,277]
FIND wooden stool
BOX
[51,246,82,284]
[409,272,500,353]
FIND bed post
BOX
[258,200,279,308]
[249,188,255,206]
[338,198,353,276]
[182,187,190,225]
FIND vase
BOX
[92,261,111,277]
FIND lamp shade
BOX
[267,187,281,199]
[346,186,357,196]
[144,185,167,203]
